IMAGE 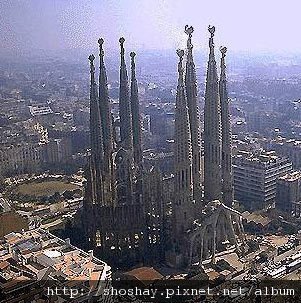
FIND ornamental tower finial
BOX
[88,54,95,74]
[130,51,136,80]
[88,54,96,87]
[220,45,227,55]
[119,37,125,59]
[185,25,194,52]
[208,25,215,54]
[98,38,105,68]
[208,25,215,37]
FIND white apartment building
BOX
[233,150,292,209]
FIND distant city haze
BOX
[1,0,301,54]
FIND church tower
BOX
[114,38,134,206]
[173,49,194,243]
[87,54,104,204]
[130,52,143,166]
[184,25,202,204]
[203,26,222,202]
[130,52,144,204]
[98,38,113,174]
[119,37,133,151]
[219,47,234,206]
[98,39,114,204]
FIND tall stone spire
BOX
[184,25,202,204]
[219,47,234,206]
[130,52,143,165]
[119,37,133,151]
[98,38,113,174]
[204,26,222,202]
[88,54,104,204]
[173,49,193,238]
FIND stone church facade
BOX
[75,26,245,269]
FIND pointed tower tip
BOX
[185,25,194,36]
[208,25,215,37]
[88,54,95,62]
[220,46,227,57]
[130,52,136,79]
[98,38,105,61]
[208,26,216,52]
[176,49,184,59]
[88,55,95,82]
[98,38,104,46]
[119,38,125,57]
[185,25,194,52]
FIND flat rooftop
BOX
[279,171,301,182]
[0,228,111,291]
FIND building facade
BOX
[77,39,166,268]
[276,171,301,215]
[233,150,292,209]
[0,142,45,176]
[168,26,244,267]
[269,138,301,169]
[77,26,244,270]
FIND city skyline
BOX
[1,2,301,301]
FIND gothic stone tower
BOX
[167,26,241,269]
[98,39,114,204]
[98,38,113,173]
[172,49,194,262]
[184,25,202,205]
[87,54,104,205]
[119,37,133,152]
[130,52,143,166]
[130,52,144,204]
[219,47,234,207]
[204,26,222,202]
[78,38,167,268]
[115,38,134,206]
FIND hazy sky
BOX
[1,0,301,53]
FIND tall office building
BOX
[233,150,292,209]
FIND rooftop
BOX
[0,228,111,299]
[279,170,301,182]
[234,150,291,166]
[29,105,53,116]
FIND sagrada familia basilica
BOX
[75,25,246,268]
